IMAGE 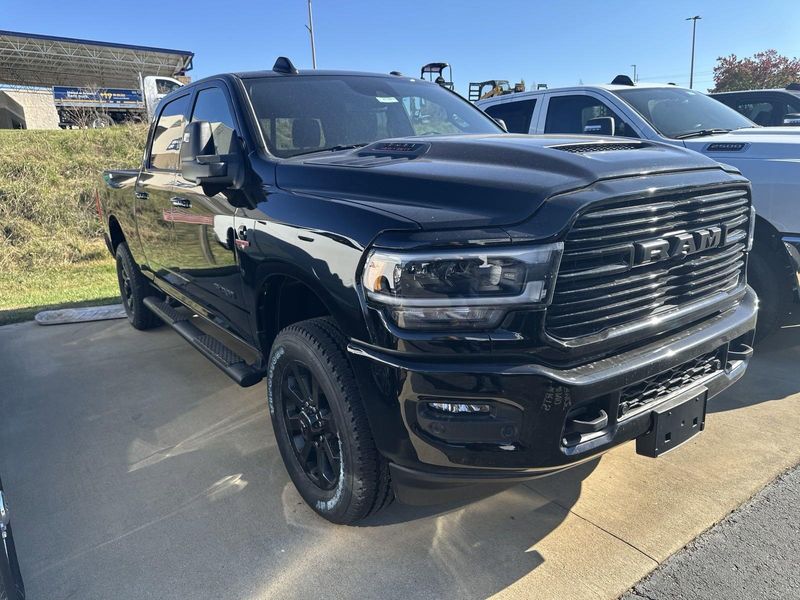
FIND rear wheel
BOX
[115,243,160,331]
[267,317,392,524]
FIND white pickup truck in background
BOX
[478,81,800,338]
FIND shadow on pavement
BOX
[0,320,594,600]
[709,312,800,414]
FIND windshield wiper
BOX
[291,143,369,157]
[674,128,731,140]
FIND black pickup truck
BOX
[100,57,757,524]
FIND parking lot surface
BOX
[1,317,799,600]
[623,464,800,600]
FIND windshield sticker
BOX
[376,96,399,103]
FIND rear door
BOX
[536,91,642,138]
[134,92,191,275]
[483,98,537,133]
[170,83,249,333]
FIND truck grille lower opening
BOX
[546,187,751,339]
[618,350,723,419]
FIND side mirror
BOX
[494,118,508,132]
[179,120,242,187]
[584,116,616,136]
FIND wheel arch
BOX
[108,214,126,253]
[256,269,348,354]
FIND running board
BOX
[143,297,265,387]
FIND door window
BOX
[190,87,237,155]
[545,94,637,137]
[735,100,775,126]
[149,94,190,170]
[484,100,537,133]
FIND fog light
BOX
[428,402,490,414]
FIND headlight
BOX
[362,243,563,330]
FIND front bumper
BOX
[349,288,758,505]
[782,235,800,300]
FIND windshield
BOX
[613,87,756,139]
[244,75,502,158]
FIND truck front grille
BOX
[618,350,723,418]
[547,187,750,339]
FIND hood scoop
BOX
[549,141,650,154]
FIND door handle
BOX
[170,196,192,209]
[135,191,149,200]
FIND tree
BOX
[712,50,800,92]
[60,85,114,129]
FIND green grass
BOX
[0,259,120,325]
[0,126,145,324]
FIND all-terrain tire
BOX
[748,244,792,342]
[267,317,393,524]
[115,243,161,331]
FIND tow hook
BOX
[0,490,8,539]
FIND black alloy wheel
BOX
[281,360,342,490]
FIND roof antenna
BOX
[611,74,635,86]
[273,56,299,75]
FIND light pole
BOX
[631,64,637,83]
[306,0,317,69]
[686,15,701,89]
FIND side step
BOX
[143,297,265,387]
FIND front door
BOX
[170,84,249,334]
[134,92,191,276]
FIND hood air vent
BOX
[550,142,649,154]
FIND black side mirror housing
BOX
[179,121,244,188]
[584,116,616,136]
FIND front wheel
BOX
[267,317,392,524]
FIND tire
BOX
[115,243,161,331]
[90,114,114,128]
[748,245,791,342]
[267,317,392,524]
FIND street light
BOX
[686,15,701,89]
[306,0,317,69]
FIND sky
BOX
[3,0,800,94]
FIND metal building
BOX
[0,30,193,128]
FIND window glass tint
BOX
[191,87,237,154]
[149,94,190,170]
[614,87,754,138]
[484,99,536,133]
[733,100,778,126]
[544,94,637,137]
[245,76,501,158]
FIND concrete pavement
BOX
[623,464,800,600]
[0,317,799,600]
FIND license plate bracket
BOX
[636,387,708,458]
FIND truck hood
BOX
[684,127,800,160]
[275,134,720,230]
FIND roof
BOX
[0,30,193,89]
[232,68,410,80]
[709,88,800,96]
[476,82,683,105]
